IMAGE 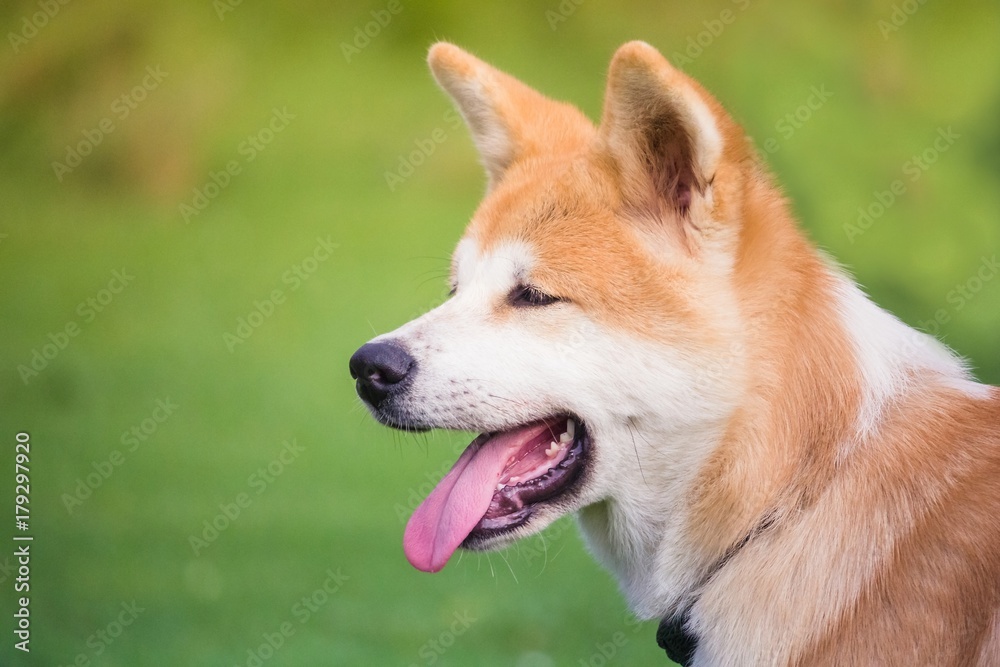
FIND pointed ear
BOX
[599,41,724,217]
[427,42,592,188]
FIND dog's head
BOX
[351,42,766,575]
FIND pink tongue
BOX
[403,421,556,573]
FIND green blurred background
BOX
[0,1,997,665]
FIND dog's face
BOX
[351,42,757,577]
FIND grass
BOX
[0,1,997,665]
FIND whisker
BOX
[416,274,450,291]
[627,420,648,487]
[486,552,496,580]
[403,254,453,264]
[497,549,519,584]
[485,393,524,405]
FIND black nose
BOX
[349,341,415,408]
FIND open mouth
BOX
[403,415,588,573]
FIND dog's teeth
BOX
[497,483,505,491]
[509,476,520,484]
[565,419,576,441]
[546,441,560,457]
[559,431,571,443]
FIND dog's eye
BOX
[509,284,562,307]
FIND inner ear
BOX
[599,41,722,219]
[641,109,700,214]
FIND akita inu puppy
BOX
[350,41,1000,666]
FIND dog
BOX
[350,41,1000,666]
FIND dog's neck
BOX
[577,254,983,634]
[576,417,739,619]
